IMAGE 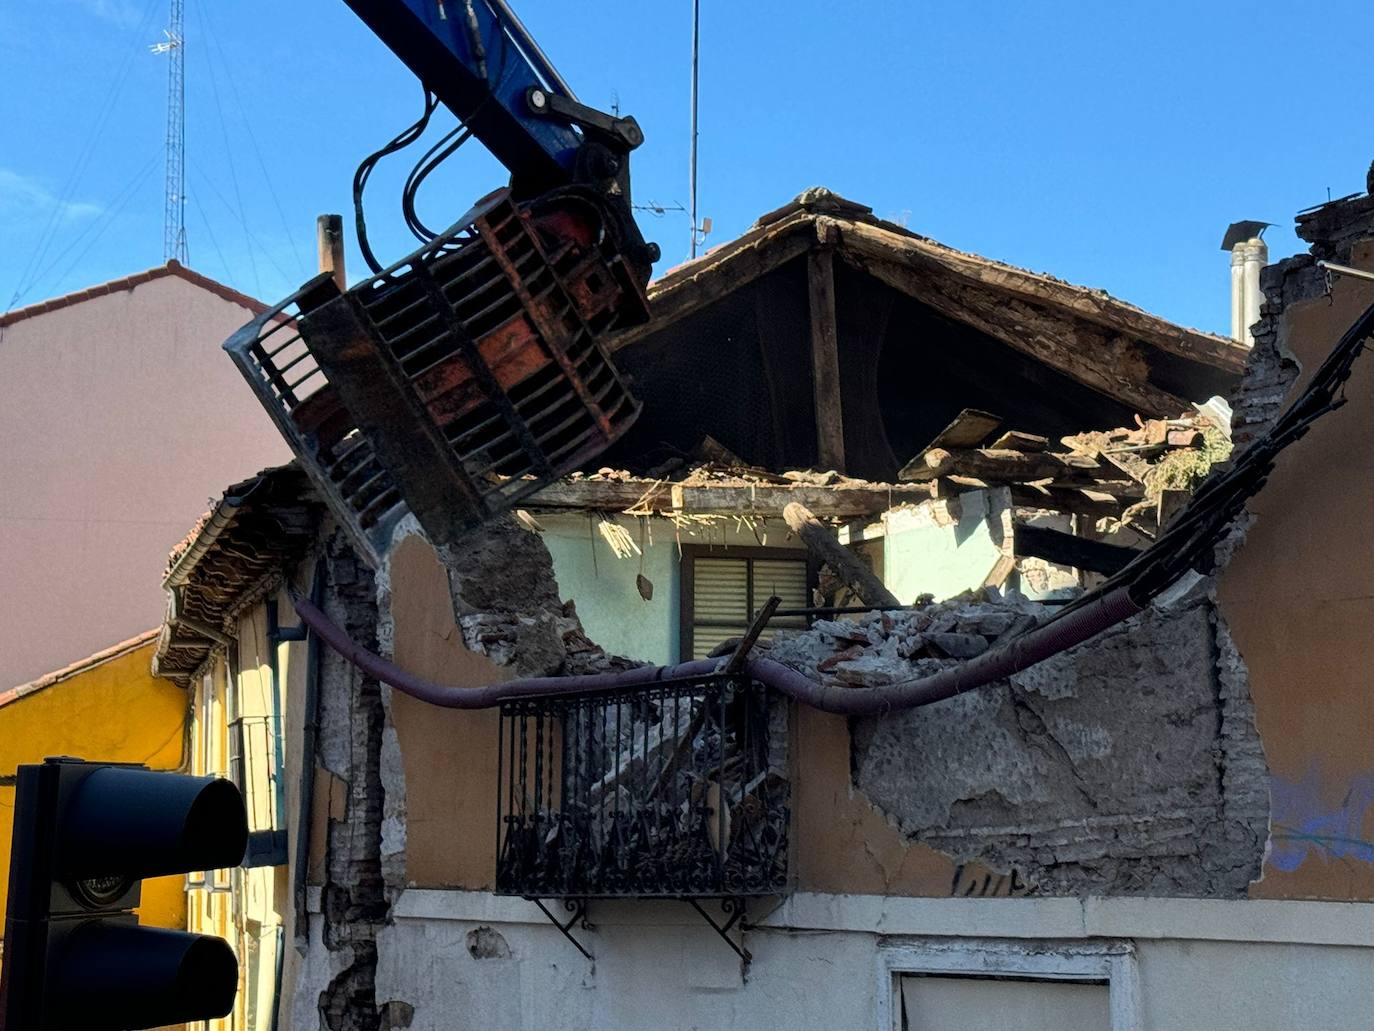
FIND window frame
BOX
[678,544,816,661]
[876,938,1140,1031]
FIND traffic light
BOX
[0,757,249,1030]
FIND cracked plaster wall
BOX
[851,597,1269,897]
[1217,226,1374,901]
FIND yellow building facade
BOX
[0,631,189,931]
[183,595,299,1031]
[154,465,320,1030]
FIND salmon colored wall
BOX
[0,639,189,929]
[0,273,290,689]
[1218,239,1374,900]
[792,705,957,895]
[387,534,512,888]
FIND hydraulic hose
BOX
[282,298,1374,717]
[288,586,1139,717]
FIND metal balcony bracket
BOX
[685,897,751,966]
[531,898,593,961]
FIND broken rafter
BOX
[783,502,899,608]
[1013,522,1138,576]
[606,212,814,353]
[989,430,1050,452]
[1007,485,1124,521]
[902,446,1102,484]
[924,408,1003,451]
[524,478,932,517]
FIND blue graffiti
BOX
[1269,768,1374,872]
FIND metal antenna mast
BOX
[689,0,700,259]
[153,0,187,263]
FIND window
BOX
[877,940,1140,1031]
[679,545,814,660]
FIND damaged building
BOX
[157,188,1374,1030]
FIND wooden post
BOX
[783,502,899,608]
[724,595,782,675]
[317,214,345,290]
[807,247,846,472]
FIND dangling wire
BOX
[353,87,441,274]
[401,124,474,243]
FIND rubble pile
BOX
[766,587,1057,688]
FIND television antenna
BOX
[151,0,187,263]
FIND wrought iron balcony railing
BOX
[496,673,788,900]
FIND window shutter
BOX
[687,554,811,659]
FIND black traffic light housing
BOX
[0,758,249,1030]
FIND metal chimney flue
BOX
[1222,220,1271,346]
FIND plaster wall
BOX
[880,491,1008,603]
[385,532,511,890]
[542,513,681,665]
[231,599,300,1031]
[792,594,1268,900]
[1217,239,1374,900]
[0,273,290,688]
[327,889,1374,1031]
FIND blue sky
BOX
[2,0,1371,336]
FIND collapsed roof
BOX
[601,188,1246,481]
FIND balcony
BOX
[495,673,788,901]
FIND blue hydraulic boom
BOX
[223,0,659,565]
[341,0,657,272]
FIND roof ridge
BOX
[0,260,268,329]
[0,628,162,707]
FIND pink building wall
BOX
[0,267,290,688]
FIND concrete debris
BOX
[768,587,1049,688]
[757,575,1268,897]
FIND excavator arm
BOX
[340,0,656,267]
[222,0,656,565]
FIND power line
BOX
[192,0,307,278]
[32,154,162,297]
[189,161,294,286]
[5,0,163,311]
[190,191,232,283]
[689,0,700,259]
[197,36,262,296]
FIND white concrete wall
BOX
[295,889,1374,1031]
[0,271,290,687]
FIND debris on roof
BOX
[601,187,1245,482]
[517,464,934,520]
[897,405,1232,537]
